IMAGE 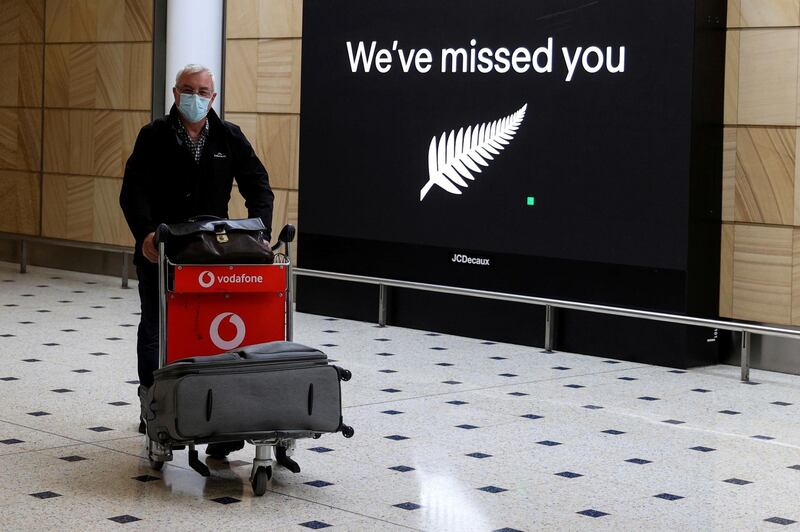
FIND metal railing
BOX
[293,267,800,383]
[0,232,133,288]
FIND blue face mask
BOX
[178,93,211,123]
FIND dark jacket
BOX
[119,106,274,265]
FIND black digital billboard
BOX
[298,0,724,324]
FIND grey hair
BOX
[174,64,216,91]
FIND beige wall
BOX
[722,0,800,325]
[224,0,301,260]
[0,0,152,246]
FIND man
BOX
[120,64,274,459]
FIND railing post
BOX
[19,240,28,274]
[121,252,130,289]
[543,304,555,353]
[378,284,388,327]
[740,331,751,382]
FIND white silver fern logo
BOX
[420,103,528,201]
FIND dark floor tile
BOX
[442,380,462,385]
[478,485,508,493]
[692,388,712,393]
[493,528,523,532]
[537,440,562,447]
[507,392,529,396]
[381,388,402,393]
[51,388,73,393]
[0,377,19,381]
[132,475,160,482]
[719,410,741,415]
[430,347,447,351]
[771,401,793,406]
[654,493,684,501]
[577,509,609,518]
[764,517,796,526]
[446,400,468,405]
[436,362,454,367]
[564,384,585,389]
[22,358,40,362]
[583,405,604,410]
[552,366,571,370]
[689,446,716,453]
[381,410,403,415]
[466,452,492,459]
[555,471,583,478]
[299,521,332,529]
[639,396,660,401]
[618,377,637,381]
[668,370,687,374]
[393,502,421,510]
[723,478,752,485]
[625,458,652,465]
[385,435,410,441]
[389,465,415,472]
[305,480,334,487]
[378,369,397,373]
[72,369,91,373]
[498,373,518,378]
[90,352,110,356]
[59,455,87,462]
[602,430,626,435]
[376,352,395,357]
[108,401,130,406]
[489,356,507,360]
[752,435,775,441]
[456,424,479,430]
[308,447,333,453]
[211,497,241,505]
[30,491,61,499]
[521,414,543,420]
[88,426,113,432]
[27,411,50,417]
[1,439,24,445]
[662,419,686,425]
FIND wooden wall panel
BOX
[227,113,299,189]
[722,128,737,221]
[226,0,302,39]
[0,170,39,234]
[225,38,302,113]
[44,43,151,110]
[41,174,133,245]
[0,108,41,171]
[732,224,793,323]
[42,109,149,177]
[719,224,734,317]
[733,127,795,224]
[737,29,799,126]
[0,44,43,107]
[0,0,44,43]
[794,229,800,324]
[724,31,739,125]
[732,0,800,28]
[45,0,152,43]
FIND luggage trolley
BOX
[144,223,317,494]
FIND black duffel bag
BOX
[155,216,274,264]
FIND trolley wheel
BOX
[341,425,355,438]
[251,465,272,496]
[149,459,164,471]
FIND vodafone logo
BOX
[198,271,215,288]
[209,312,247,351]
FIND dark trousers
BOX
[136,263,159,388]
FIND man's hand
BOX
[142,232,158,263]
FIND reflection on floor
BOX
[0,260,799,530]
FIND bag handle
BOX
[187,215,222,223]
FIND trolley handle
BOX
[271,224,296,252]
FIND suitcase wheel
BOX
[252,465,272,496]
[341,424,355,438]
[149,458,164,471]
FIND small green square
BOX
[527,196,535,206]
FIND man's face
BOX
[173,71,217,114]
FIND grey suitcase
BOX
[141,342,353,445]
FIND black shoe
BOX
[138,418,146,435]
[205,440,245,458]
[275,445,300,473]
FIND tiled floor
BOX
[1,260,799,531]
